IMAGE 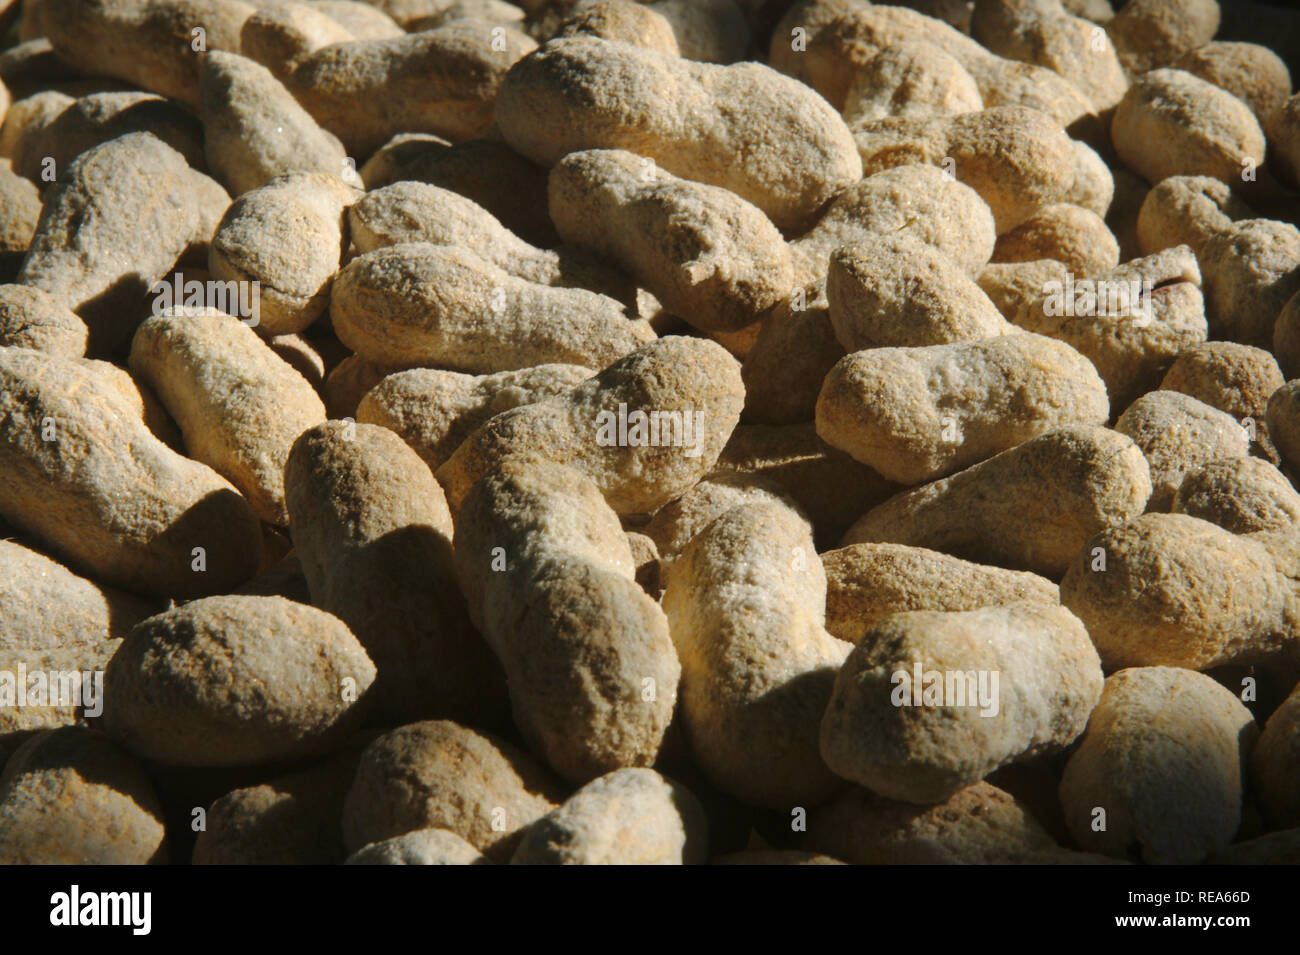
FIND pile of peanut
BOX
[1,0,1299,866]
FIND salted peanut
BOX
[0,566,137,764]
[342,720,562,861]
[1105,0,1221,75]
[1060,513,1298,669]
[72,356,180,449]
[511,768,707,865]
[209,173,357,338]
[41,0,253,107]
[285,421,506,725]
[0,637,116,760]
[822,542,1058,643]
[332,243,652,375]
[851,109,1073,236]
[0,727,165,864]
[0,89,72,163]
[770,2,1098,140]
[17,133,229,355]
[496,37,861,232]
[287,23,537,157]
[0,539,152,648]
[1112,70,1265,186]
[58,356,176,444]
[804,782,1057,865]
[844,426,1152,578]
[1115,390,1249,510]
[1061,666,1255,864]
[356,364,591,472]
[103,596,374,767]
[1136,175,1253,257]
[348,182,632,304]
[1008,246,1208,411]
[1252,684,1300,829]
[1174,41,1291,128]
[0,160,38,255]
[713,850,846,865]
[1172,458,1300,534]
[129,309,326,525]
[0,541,152,745]
[194,742,369,864]
[199,51,354,197]
[554,0,680,56]
[0,348,260,596]
[662,499,850,808]
[549,150,793,333]
[771,0,904,110]
[993,204,1119,277]
[970,0,1127,114]
[1160,341,1284,456]
[438,337,742,515]
[1209,829,1300,865]
[842,41,983,125]
[821,604,1102,804]
[714,423,901,550]
[364,137,557,248]
[1200,220,1300,349]
[827,237,1011,353]
[239,3,357,82]
[791,165,996,285]
[455,458,679,780]
[322,354,398,419]
[977,259,1068,322]
[643,472,795,562]
[818,334,1108,485]
[749,167,996,425]
[1268,381,1300,475]
[347,829,488,866]
[11,90,205,184]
